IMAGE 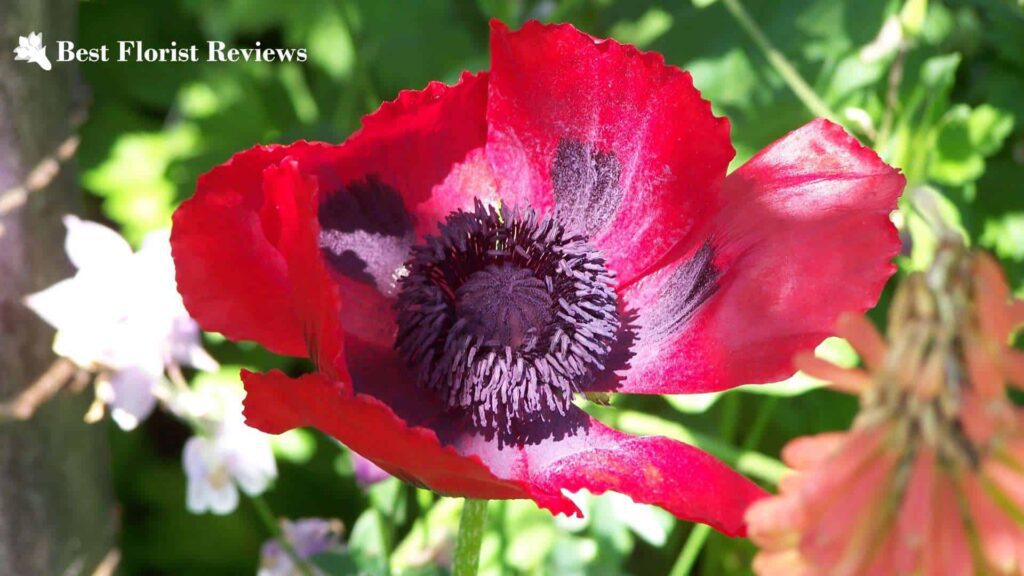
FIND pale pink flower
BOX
[748,248,1024,576]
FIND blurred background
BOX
[1,0,1022,574]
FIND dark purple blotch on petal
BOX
[639,241,719,345]
[318,175,412,236]
[551,139,623,238]
[318,176,415,295]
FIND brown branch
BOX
[0,357,79,421]
[89,548,120,576]
[0,132,80,227]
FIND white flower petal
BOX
[184,345,219,373]
[28,32,42,49]
[225,427,277,495]
[105,367,159,430]
[63,215,133,270]
[186,475,239,515]
[183,435,241,515]
[182,436,209,479]
[168,318,218,371]
[204,482,240,515]
[23,277,82,331]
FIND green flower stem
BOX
[452,499,489,576]
[668,524,712,576]
[721,0,840,123]
[742,397,779,451]
[666,396,780,574]
[250,495,316,576]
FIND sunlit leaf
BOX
[899,0,928,40]
[930,104,1014,186]
[609,7,674,48]
[83,127,199,243]
[310,550,361,576]
[665,392,721,413]
[271,429,317,464]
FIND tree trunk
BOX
[0,1,115,574]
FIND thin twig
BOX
[251,495,317,576]
[89,548,121,576]
[0,357,78,421]
[0,133,80,217]
[166,362,191,395]
[877,43,909,147]
[721,0,840,123]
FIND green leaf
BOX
[605,493,674,547]
[904,187,969,271]
[398,566,448,576]
[665,392,721,414]
[310,550,362,576]
[368,478,405,519]
[981,213,1024,267]
[966,105,1016,156]
[930,104,1014,186]
[476,0,521,23]
[392,498,461,573]
[348,509,388,573]
[271,429,317,464]
[82,126,199,243]
[899,0,928,39]
[920,52,961,88]
[609,8,674,48]
[503,507,560,571]
[583,391,613,406]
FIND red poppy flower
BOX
[170,20,904,536]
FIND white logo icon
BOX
[13,32,52,70]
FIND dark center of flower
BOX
[395,201,619,437]
[456,264,553,349]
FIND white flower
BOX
[95,366,160,431]
[24,216,217,429]
[183,390,277,515]
[258,518,344,576]
[13,31,52,70]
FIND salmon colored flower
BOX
[170,20,904,535]
[747,244,1024,575]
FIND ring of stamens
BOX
[395,201,619,436]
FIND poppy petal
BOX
[610,119,903,393]
[315,72,492,346]
[173,74,490,355]
[486,20,733,285]
[241,368,528,499]
[260,159,345,373]
[513,413,766,537]
[338,71,492,239]
[171,143,330,357]
[243,363,763,536]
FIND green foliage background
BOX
[73,0,1023,574]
